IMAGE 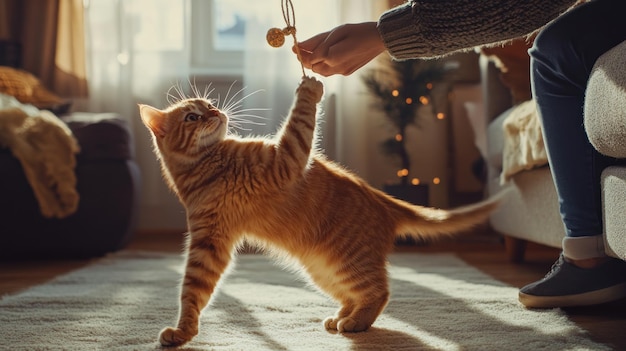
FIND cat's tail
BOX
[392,188,509,241]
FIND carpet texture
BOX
[0,251,610,351]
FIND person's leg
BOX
[519,0,626,308]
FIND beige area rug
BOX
[0,251,610,351]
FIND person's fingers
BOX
[294,45,325,68]
[311,56,362,77]
[297,32,328,52]
[311,62,336,77]
[300,25,351,66]
[295,48,314,69]
[295,22,383,76]
[311,62,361,77]
[314,44,380,76]
[294,31,331,67]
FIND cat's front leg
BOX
[159,235,232,347]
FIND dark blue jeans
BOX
[530,0,626,238]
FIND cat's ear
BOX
[139,104,168,137]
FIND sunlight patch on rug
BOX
[0,251,610,351]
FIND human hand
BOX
[295,22,386,77]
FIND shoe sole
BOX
[519,282,626,309]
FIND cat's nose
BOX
[207,109,219,117]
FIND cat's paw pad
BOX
[298,76,324,103]
[159,327,193,347]
[323,317,339,331]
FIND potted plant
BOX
[362,58,449,206]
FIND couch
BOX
[481,39,626,263]
[0,65,141,261]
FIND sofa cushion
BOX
[601,166,626,259]
[61,112,134,161]
[486,107,513,174]
[584,40,626,158]
[487,166,564,250]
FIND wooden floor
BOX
[1,230,625,350]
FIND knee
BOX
[529,12,597,99]
[530,16,581,74]
[530,2,615,81]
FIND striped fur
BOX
[139,76,500,346]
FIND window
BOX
[191,0,335,77]
[190,0,252,76]
[126,0,185,51]
[86,0,185,58]
[213,0,247,50]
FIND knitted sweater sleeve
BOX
[377,0,578,59]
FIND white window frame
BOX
[189,0,244,77]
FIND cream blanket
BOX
[500,99,548,184]
[0,94,80,218]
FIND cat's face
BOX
[139,98,228,153]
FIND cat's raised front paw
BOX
[159,326,194,347]
[298,76,324,103]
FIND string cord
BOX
[280,0,306,77]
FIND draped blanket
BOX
[500,99,548,184]
[0,93,80,218]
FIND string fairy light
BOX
[266,0,307,77]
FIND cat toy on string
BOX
[266,0,308,78]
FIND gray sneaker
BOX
[519,254,626,308]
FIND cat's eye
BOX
[185,113,201,122]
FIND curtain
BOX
[0,0,88,98]
[243,0,387,182]
[81,0,191,230]
[53,0,88,97]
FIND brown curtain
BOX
[0,0,88,98]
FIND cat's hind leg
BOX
[323,268,390,333]
[323,303,354,331]
[332,291,389,333]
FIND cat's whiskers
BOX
[220,81,243,112]
[227,123,252,133]
[166,82,192,105]
[213,85,268,135]
[188,77,202,100]
[167,80,219,106]
[221,89,264,114]
[202,85,215,101]
[226,113,269,135]
[169,79,269,136]
[229,116,267,124]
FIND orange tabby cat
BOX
[139,76,500,347]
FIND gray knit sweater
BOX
[377,0,578,59]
